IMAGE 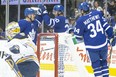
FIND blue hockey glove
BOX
[38,4,48,15]
[69,28,74,34]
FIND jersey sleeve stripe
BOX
[48,19,55,27]
[105,26,110,32]
[36,19,41,28]
[103,22,108,27]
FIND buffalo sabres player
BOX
[38,4,69,33]
[18,8,42,44]
[6,21,39,77]
[0,47,22,77]
[74,2,114,77]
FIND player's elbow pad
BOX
[106,27,114,39]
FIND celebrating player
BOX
[18,8,42,44]
[37,4,69,33]
[74,2,114,77]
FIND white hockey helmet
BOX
[6,21,20,40]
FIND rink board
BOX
[0,40,116,77]
[39,40,116,77]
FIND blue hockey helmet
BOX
[24,8,35,16]
[53,5,64,12]
[78,2,90,11]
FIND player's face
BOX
[52,10,58,17]
[69,19,75,25]
[28,14,36,21]
[80,10,84,16]
[30,14,36,21]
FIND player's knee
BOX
[92,60,101,69]
[17,61,39,77]
[100,59,108,66]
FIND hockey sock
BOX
[92,60,102,77]
[93,67,102,77]
[101,66,109,77]
[101,60,109,77]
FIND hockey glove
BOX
[31,7,41,15]
[110,37,116,46]
[38,4,48,15]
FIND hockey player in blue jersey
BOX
[74,2,115,77]
[18,8,42,44]
[38,4,69,33]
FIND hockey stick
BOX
[5,54,23,77]
[0,51,23,77]
[108,36,116,66]
[41,47,54,52]
[63,34,90,77]
[108,41,113,67]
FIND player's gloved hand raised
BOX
[38,4,48,15]
[31,7,41,15]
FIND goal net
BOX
[37,33,89,77]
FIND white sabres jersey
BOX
[5,38,39,65]
[0,45,22,77]
[0,57,21,77]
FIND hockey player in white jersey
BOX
[6,21,39,77]
[0,50,22,77]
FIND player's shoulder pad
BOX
[91,10,104,16]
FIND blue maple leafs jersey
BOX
[18,19,41,44]
[74,10,114,51]
[42,14,69,33]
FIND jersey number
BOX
[88,20,104,38]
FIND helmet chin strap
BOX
[28,16,32,22]
[26,15,33,22]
